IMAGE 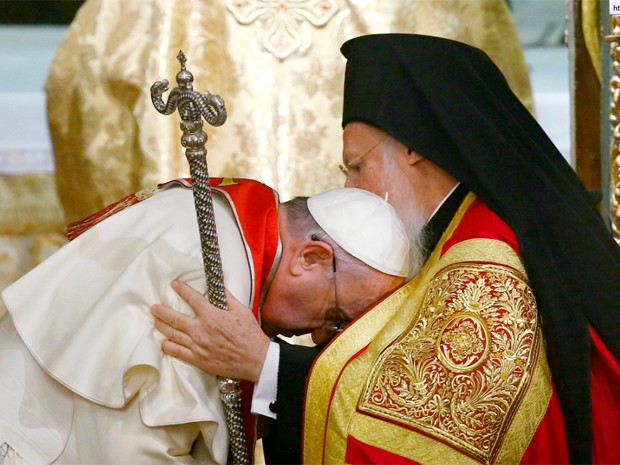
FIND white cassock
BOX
[0,186,253,464]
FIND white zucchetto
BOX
[307,188,410,277]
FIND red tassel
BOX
[64,187,156,241]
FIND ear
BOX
[406,147,425,166]
[290,241,333,276]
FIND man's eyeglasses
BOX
[311,234,346,334]
[328,249,347,334]
[339,137,388,177]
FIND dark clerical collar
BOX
[423,183,469,257]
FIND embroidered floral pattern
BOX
[360,262,540,464]
[438,315,489,371]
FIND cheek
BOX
[355,158,392,195]
[296,301,327,327]
[260,304,284,327]
[357,172,389,197]
[267,301,325,330]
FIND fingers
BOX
[171,279,216,317]
[224,289,250,315]
[225,288,240,304]
[151,280,270,381]
[152,313,195,348]
[150,302,194,334]
[161,339,197,366]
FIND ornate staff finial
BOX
[151,53,249,465]
[173,50,194,92]
[177,49,187,69]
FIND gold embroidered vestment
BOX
[304,195,553,465]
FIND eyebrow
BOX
[342,137,388,169]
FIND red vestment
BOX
[304,194,620,464]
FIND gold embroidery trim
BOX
[303,282,415,464]
[359,258,540,464]
[304,194,478,464]
[307,195,551,464]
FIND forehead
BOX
[343,122,387,150]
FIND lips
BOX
[281,329,311,337]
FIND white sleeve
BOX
[250,341,280,419]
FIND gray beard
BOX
[381,155,429,280]
[398,202,428,280]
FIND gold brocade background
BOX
[0,0,533,290]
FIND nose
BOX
[311,326,336,345]
[344,177,358,188]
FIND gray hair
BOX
[282,196,370,278]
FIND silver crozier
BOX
[150,51,250,465]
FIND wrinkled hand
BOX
[151,279,270,383]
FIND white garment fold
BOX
[1,186,252,464]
